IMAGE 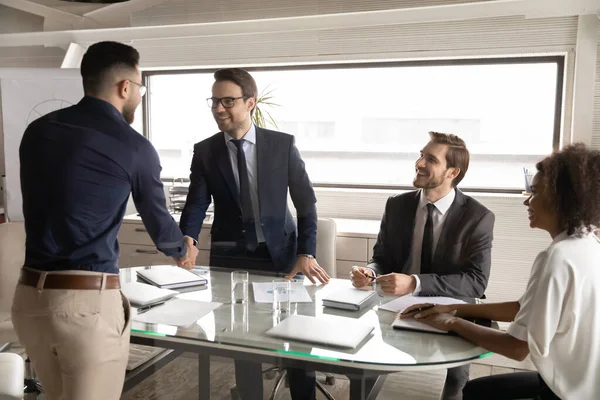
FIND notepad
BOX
[137,265,207,289]
[121,282,178,306]
[266,314,374,349]
[380,295,466,334]
[391,316,449,334]
[379,295,466,313]
[322,288,377,311]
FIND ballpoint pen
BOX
[137,301,166,314]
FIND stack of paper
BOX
[133,298,221,327]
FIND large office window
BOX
[145,58,562,190]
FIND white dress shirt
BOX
[410,188,456,294]
[507,231,600,399]
[224,124,265,243]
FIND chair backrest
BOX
[0,223,25,313]
[316,218,336,278]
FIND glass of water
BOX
[230,302,249,333]
[231,271,248,304]
[272,279,291,314]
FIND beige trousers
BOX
[11,269,131,400]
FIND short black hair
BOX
[80,41,140,95]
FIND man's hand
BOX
[285,255,330,284]
[350,266,375,288]
[174,236,199,270]
[376,273,416,295]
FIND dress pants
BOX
[211,243,316,399]
[11,269,131,400]
[463,372,561,400]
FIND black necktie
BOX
[420,203,435,273]
[230,139,258,251]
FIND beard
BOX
[413,170,445,189]
[214,113,247,136]
[122,98,138,125]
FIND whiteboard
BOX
[0,68,82,221]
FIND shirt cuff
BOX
[412,275,422,294]
[184,235,198,247]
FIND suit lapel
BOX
[213,134,241,209]
[400,191,420,272]
[255,127,270,216]
[433,189,466,265]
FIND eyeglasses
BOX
[206,96,247,109]
[127,80,147,97]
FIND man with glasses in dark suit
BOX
[180,68,330,399]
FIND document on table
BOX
[133,298,222,326]
[379,295,466,313]
[252,281,312,303]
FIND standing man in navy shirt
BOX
[11,41,198,400]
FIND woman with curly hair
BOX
[401,143,600,400]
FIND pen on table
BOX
[137,301,166,314]
[401,304,435,316]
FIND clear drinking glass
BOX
[230,302,249,333]
[272,279,291,314]
[231,271,248,304]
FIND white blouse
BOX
[507,231,600,399]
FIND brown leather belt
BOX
[19,268,121,290]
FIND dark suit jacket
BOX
[179,127,317,273]
[368,189,495,299]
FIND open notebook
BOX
[137,265,207,289]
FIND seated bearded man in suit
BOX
[352,131,495,400]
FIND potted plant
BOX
[252,85,280,129]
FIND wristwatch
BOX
[298,254,315,259]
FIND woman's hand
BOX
[400,303,459,319]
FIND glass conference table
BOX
[121,266,492,400]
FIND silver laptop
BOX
[121,282,178,306]
[266,314,374,349]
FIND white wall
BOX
[593,27,600,149]
[0,5,65,68]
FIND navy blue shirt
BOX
[20,96,186,274]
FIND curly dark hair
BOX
[536,143,600,236]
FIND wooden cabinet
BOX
[118,219,211,268]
